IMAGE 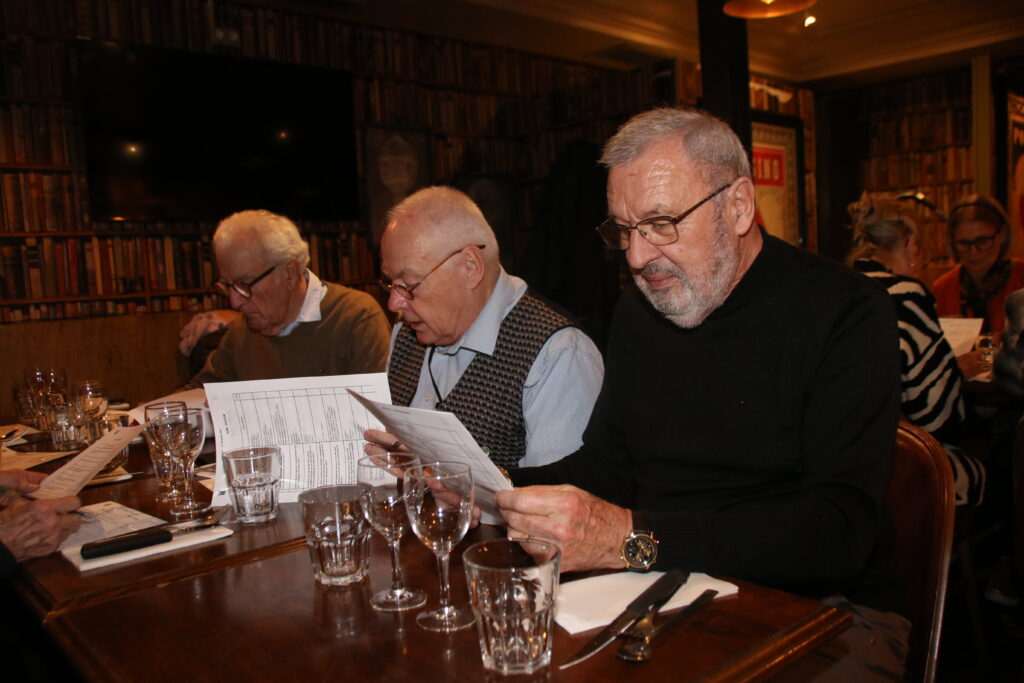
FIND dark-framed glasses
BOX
[215,264,277,299]
[378,244,486,301]
[951,234,998,255]
[596,182,733,250]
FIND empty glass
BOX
[223,447,282,524]
[144,401,187,503]
[150,408,207,519]
[356,453,427,611]
[25,365,67,404]
[73,379,108,442]
[44,401,90,451]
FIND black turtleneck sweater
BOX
[514,233,903,613]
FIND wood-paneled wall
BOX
[0,311,196,418]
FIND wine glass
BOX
[356,453,428,612]
[404,461,476,632]
[73,379,108,442]
[151,408,207,519]
[26,365,67,404]
[144,401,187,503]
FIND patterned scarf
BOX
[959,258,1012,332]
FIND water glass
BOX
[463,538,561,675]
[298,485,371,587]
[13,384,39,427]
[45,401,90,450]
[73,379,109,442]
[144,401,187,502]
[223,447,282,524]
[977,333,999,373]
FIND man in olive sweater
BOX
[183,210,390,388]
[496,108,908,678]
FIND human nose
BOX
[625,228,661,270]
[387,288,409,313]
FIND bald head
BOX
[380,187,502,346]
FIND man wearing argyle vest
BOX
[367,186,603,470]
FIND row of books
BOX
[0,34,75,101]
[859,147,973,189]
[0,292,220,323]
[862,109,971,153]
[749,76,801,117]
[857,69,971,116]
[1,171,90,232]
[0,234,215,301]
[307,232,376,286]
[0,0,79,38]
[431,136,522,185]
[0,103,83,166]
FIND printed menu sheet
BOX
[205,374,390,506]
[347,389,511,525]
[29,425,146,499]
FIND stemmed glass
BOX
[356,453,428,612]
[26,365,67,409]
[404,461,476,632]
[73,379,108,442]
[144,401,187,503]
[150,408,207,519]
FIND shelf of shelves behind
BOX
[0,163,85,172]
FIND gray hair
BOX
[948,193,1013,262]
[214,209,310,268]
[600,107,751,187]
[847,191,917,263]
[387,186,499,261]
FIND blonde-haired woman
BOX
[849,192,984,505]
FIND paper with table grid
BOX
[205,374,390,506]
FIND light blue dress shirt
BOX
[386,269,604,467]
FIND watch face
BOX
[624,534,657,568]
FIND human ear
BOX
[728,177,757,236]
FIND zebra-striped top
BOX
[855,259,966,441]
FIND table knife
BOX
[80,507,228,559]
[559,568,689,670]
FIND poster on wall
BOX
[752,121,802,247]
[364,127,431,247]
[1009,93,1024,243]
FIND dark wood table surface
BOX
[9,441,852,682]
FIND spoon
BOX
[617,589,719,662]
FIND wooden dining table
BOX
[8,441,852,682]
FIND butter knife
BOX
[559,569,689,670]
[80,507,228,559]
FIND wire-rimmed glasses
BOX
[377,244,486,301]
[595,182,733,250]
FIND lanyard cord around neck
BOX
[427,346,444,402]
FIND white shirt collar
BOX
[279,270,325,337]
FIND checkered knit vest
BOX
[388,292,574,470]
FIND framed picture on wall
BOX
[1008,92,1024,245]
[752,115,805,248]
[364,127,431,246]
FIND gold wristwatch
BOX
[620,514,658,571]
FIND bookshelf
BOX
[0,0,667,323]
[854,68,973,267]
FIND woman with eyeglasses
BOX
[933,194,1024,335]
[848,192,985,506]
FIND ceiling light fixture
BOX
[723,0,817,20]
[803,14,816,27]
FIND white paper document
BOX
[29,425,145,499]
[347,389,512,525]
[205,374,391,506]
[939,317,984,356]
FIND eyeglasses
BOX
[951,234,999,255]
[596,182,733,250]
[215,264,277,299]
[378,244,486,301]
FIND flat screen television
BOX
[78,41,358,222]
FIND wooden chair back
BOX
[887,421,955,683]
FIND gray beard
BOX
[633,218,739,329]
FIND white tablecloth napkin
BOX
[555,571,738,635]
[58,501,233,572]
